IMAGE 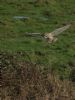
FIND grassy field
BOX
[0,0,75,99]
[0,0,75,78]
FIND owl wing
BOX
[49,24,71,36]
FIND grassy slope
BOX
[0,0,75,78]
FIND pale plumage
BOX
[25,24,71,43]
[44,24,71,43]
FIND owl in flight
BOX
[25,24,71,43]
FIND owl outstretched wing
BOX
[49,24,71,36]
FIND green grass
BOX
[0,0,75,78]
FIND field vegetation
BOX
[0,0,75,99]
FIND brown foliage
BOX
[0,52,75,100]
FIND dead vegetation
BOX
[0,52,75,100]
